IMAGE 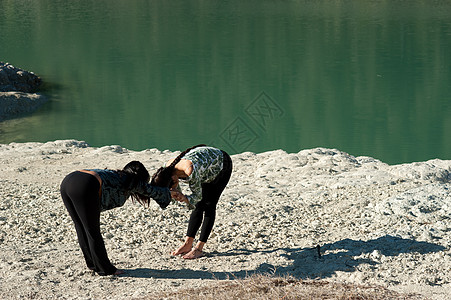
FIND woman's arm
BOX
[186,181,202,207]
[137,184,171,209]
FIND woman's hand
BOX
[170,190,188,203]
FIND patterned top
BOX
[172,147,224,207]
[89,169,171,211]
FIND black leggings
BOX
[60,171,116,275]
[187,151,232,242]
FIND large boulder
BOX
[0,62,47,121]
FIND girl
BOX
[151,145,232,259]
[60,161,177,275]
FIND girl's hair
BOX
[151,144,206,187]
[121,161,151,206]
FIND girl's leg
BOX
[61,173,95,270]
[61,172,117,275]
[197,198,218,243]
[183,153,233,259]
[197,152,232,243]
[75,199,116,275]
[186,203,205,238]
[182,191,217,259]
[171,206,204,255]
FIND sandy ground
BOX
[0,140,449,299]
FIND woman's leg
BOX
[183,152,232,259]
[197,191,218,243]
[74,197,116,275]
[170,207,203,255]
[61,173,95,270]
[181,191,218,259]
[198,152,232,243]
[61,172,117,275]
[186,202,205,238]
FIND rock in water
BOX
[0,62,42,92]
[0,62,47,121]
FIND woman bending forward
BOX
[151,145,232,259]
[60,161,176,275]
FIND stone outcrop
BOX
[0,62,47,121]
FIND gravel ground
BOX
[0,140,449,299]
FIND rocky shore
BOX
[0,62,47,121]
[0,140,449,299]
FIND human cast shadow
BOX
[120,235,445,280]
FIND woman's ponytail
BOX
[168,144,206,168]
[151,144,206,187]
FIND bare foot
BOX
[182,248,204,259]
[171,244,192,256]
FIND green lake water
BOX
[1,0,450,164]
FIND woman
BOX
[151,145,232,259]
[60,161,177,276]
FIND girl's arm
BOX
[186,181,202,207]
[137,184,171,209]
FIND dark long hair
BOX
[151,144,206,187]
[121,161,151,206]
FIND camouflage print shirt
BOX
[177,147,224,207]
[89,169,171,211]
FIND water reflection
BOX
[0,0,450,164]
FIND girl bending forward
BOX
[151,145,232,259]
[60,161,175,275]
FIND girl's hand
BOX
[170,190,181,200]
[170,190,193,209]
[170,190,188,203]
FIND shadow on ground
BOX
[121,235,445,280]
